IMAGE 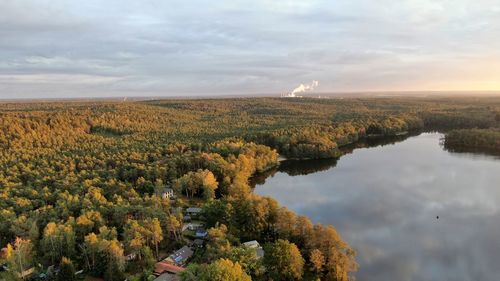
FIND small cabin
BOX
[243,240,265,258]
[186,222,204,231]
[185,207,202,216]
[158,188,174,199]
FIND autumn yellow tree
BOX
[264,239,304,281]
[310,248,325,276]
[173,169,218,199]
[5,237,34,280]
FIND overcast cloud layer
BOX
[1,0,500,98]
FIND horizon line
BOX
[2,90,500,102]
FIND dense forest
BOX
[444,128,500,154]
[1,96,499,281]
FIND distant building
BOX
[185,222,204,231]
[192,239,204,248]
[125,253,137,261]
[157,188,174,199]
[154,272,179,281]
[185,207,202,216]
[243,240,265,258]
[280,92,303,98]
[170,246,194,266]
[154,245,194,277]
[154,261,185,276]
[195,228,208,239]
[242,240,260,247]
[181,222,196,232]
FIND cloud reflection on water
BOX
[255,133,500,281]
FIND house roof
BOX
[171,246,194,264]
[154,262,185,275]
[243,240,260,248]
[186,207,202,213]
[195,229,208,238]
[157,188,174,197]
[243,240,265,258]
[154,273,178,281]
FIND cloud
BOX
[1,0,500,98]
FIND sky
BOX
[1,0,500,99]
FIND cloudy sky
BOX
[1,0,500,98]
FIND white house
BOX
[160,188,174,199]
[243,240,265,258]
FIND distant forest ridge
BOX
[2,90,500,102]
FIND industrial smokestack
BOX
[282,80,319,97]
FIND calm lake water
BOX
[254,133,500,281]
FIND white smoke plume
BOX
[283,80,319,97]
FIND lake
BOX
[254,133,500,281]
